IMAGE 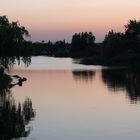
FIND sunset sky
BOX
[0,0,140,42]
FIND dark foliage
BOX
[125,20,140,53]
[0,56,31,69]
[82,20,140,66]
[31,40,70,57]
[0,16,31,56]
[70,32,96,57]
[1,16,140,66]
[103,30,127,58]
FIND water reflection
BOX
[72,70,95,82]
[0,56,31,69]
[0,72,35,140]
[102,69,140,103]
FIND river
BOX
[2,56,140,140]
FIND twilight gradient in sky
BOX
[0,0,140,42]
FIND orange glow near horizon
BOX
[0,0,140,42]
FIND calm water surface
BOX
[7,57,140,140]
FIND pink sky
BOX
[0,0,140,42]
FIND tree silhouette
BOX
[71,32,96,57]
[125,20,140,53]
[103,30,126,58]
[125,20,140,41]
[0,16,30,56]
[0,56,31,69]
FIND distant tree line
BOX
[1,15,140,65]
[31,40,70,57]
[100,20,140,65]
[81,20,140,65]
[30,32,100,58]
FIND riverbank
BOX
[79,53,140,67]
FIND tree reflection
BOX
[0,69,35,140]
[72,70,95,83]
[102,69,140,103]
[0,93,35,139]
[0,56,31,69]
